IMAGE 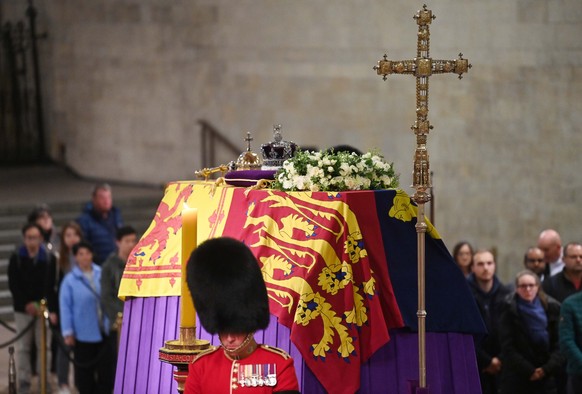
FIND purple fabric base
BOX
[224,170,277,187]
[115,296,482,394]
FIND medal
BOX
[237,363,278,387]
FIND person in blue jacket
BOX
[76,183,123,265]
[59,241,114,394]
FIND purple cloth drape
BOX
[115,296,482,394]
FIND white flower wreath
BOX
[272,149,399,192]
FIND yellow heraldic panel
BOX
[118,181,235,298]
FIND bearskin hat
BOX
[186,237,270,334]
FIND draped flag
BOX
[375,189,486,334]
[119,181,485,394]
[119,181,235,296]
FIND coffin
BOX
[116,181,485,394]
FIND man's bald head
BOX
[537,229,562,263]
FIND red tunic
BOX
[185,345,299,394]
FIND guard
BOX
[184,237,300,394]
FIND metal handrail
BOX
[198,120,241,169]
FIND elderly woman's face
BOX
[516,274,539,303]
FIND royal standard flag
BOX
[119,181,485,394]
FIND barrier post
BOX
[116,312,123,353]
[40,299,48,394]
[8,346,16,394]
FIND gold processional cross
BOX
[373,5,470,389]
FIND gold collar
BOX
[222,333,257,360]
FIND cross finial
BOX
[273,124,283,143]
[244,132,253,151]
[373,5,471,193]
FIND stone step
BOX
[0,305,14,323]
[0,250,14,262]
[0,195,161,216]
[0,291,11,308]
[0,202,159,232]
[0,214,154,243]
[0,229,20,246]
[0,276,7,293]
[0,259,7,276]
[0,246,14,262]
[0,195,162,325]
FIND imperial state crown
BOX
[260,124,297,170]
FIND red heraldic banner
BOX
[216,188,404,394]
[119,182,406,394]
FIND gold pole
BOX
[116,312,123,354]
[39,299,48,394]
[416,201,428,387]
[8,346,16,394]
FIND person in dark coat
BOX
[499,270,565,394]
[467,249,512,394]
[559,291,582,394]
[76,183,123,265]
[542,242,582,303]
[8,223,55,394]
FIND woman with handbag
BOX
[59,241,114,394]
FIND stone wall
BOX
[2,0,581,281]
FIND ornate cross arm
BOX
[374,53,471,80]
[431,55,471,77]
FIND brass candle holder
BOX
[159,326,211,393]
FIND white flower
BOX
[293,175,304,190]
[273,149,398,192]
[344,177,357,189]
[339,162,351,176]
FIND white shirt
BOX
[549,258,565,276]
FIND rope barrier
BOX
[0,319,16,333]
[0,317,36,349]
[0,315,110,368]
[2,307,119,385]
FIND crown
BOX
[234,132,263,170]
[260,124,297,169]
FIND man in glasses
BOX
[8,223,55,394]
[524,246,547,281]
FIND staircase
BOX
[0,196,161,323]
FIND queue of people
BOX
[7,183,134,394]
[455,228,582,394]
